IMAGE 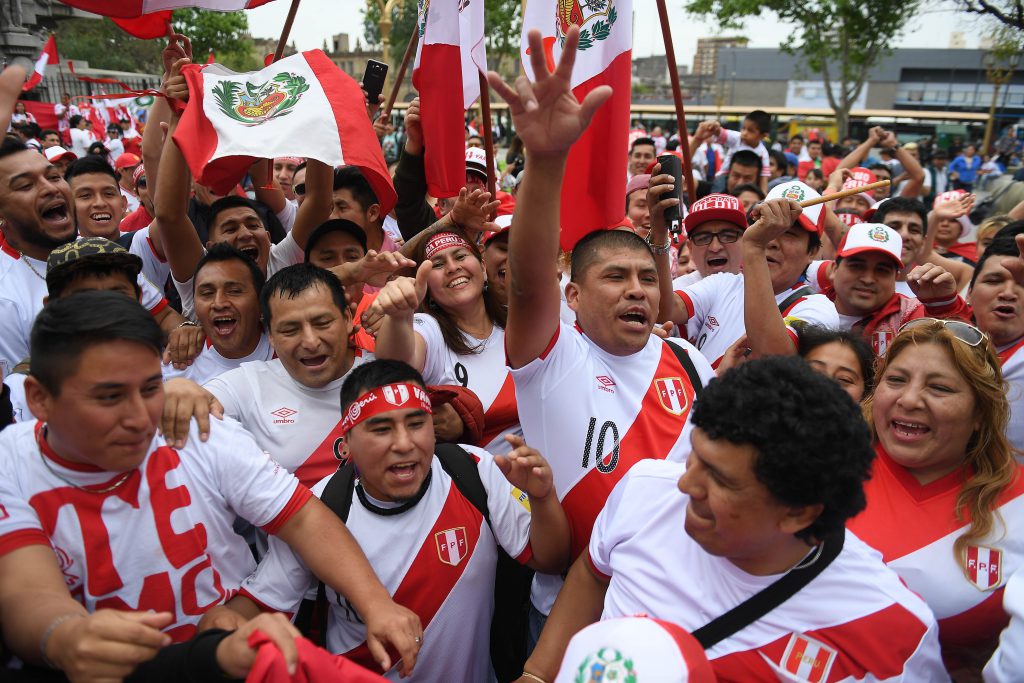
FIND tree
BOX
[172,9,260,71]
[684,0,922,137]
[959,0,1024,31]
[362,0,522,80]
[56,18,164,73]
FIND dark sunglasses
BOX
[293,182,306,196]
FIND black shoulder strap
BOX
[777,286,814,317]
[691,530,845,650]
[435,443,490,525]
[665,340,704,400]
[318,460,358,523]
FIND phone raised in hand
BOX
[362,59,389,105]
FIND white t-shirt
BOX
[2,372,27,423]
[413,314,520,454]
[590,460,948,681]
[510,321,714,613]
[162,333,274,386]
[69,127,94,159]
[716,129,771,178]
[0,419,311,642]
[121,186,140,214]
[984,569,1024,683]
[241,446,531,681]
[173,232,304,320]
[998,338,1024,458]
[678,272,839,368]
[128,224,170,292]
[203,353,371,489]
[276,198,297,233]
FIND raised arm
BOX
[372,261,431,371]
[879,129,925,199]
[486,27,611,368]
[248,158,286,215]
[836,126,883,173]
[287,159,333,250]
[646,164,689,325]
[921,192,976,290]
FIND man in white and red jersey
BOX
[208,359,570,681]
[523,356,947,682]
[0,292,422,680]
[161,244,275,385]
[657,179,839,369]
[666,191,747,292]
[814,223,969,355]
[487,26,715,635]
[201,264,372,489]
[969,229,1024,455]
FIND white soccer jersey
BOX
[591,460,948,682]
[510,322,714,613]
[849,447,1024,667]
[241,446,532,682]
[0,419,310,642]
[172,232,304,319]
[413,313,520,454]
[128,224,171,291]
[203,354,371,489]
[162,333,275,385]
[678,272,840,368]
[998,337,1024,457]
[984,569,1024,683]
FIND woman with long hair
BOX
[373,225,520,454]
[848,319,1023,677]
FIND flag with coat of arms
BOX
[412,0,487,199]
[522,0,633,250]
[173,50,396,213]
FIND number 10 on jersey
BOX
[582,417,620,473]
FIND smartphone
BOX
[657,154,684,224]
[362,59,389,104]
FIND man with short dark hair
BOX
[521,356,947,681]
[64,155,127,243]
[628,137,656,178]
[711,149,761,194]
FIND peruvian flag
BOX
[57,1,277,39]
[412,0,486,199]
[173,50,396,213]
[22,35,57,92]
[522,0,632,250]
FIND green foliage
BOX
[685,0,922,135]
[56,17,164,73]
[172,9,260,71]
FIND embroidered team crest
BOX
[555,0,618,50]
[382,384,410,406]
[779,633,837,683]
[212,73,309,127]
[435,527,468,566]
[872,330,895,356]
[868,226,890,242]
[783,185,806,202]
[574,647,637,683]
[966,545,1003,591]
[655,377,689,416]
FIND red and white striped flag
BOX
[173,50,396,213]
[522,0,632,250]
[412,0,486,199]
[22,35,57,92]
[57,0,275,15]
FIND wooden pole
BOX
[382,28,418,120]
[798,180,890,208]
[478,71,497,199]
[655,0,695,209]
[273,0,302,63]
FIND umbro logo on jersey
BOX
[656,377,690,416]
[595,376,616,394]
[436,527,468,566]
[966,545,1002,591]
[779,633,837,682]
[271,407,297,424]
[707,316,719,329]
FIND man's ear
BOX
[779,502,825,537]
[565,281,581,313]
[24,375,54,423]
[367,203,381,225]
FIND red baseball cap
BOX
[114,153,141,171]
[684,193,747,234]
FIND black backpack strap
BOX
[691,530,845,650]
[665,340,704,400]
[434,443,490,524]
[293,461,357,645]
[777,286,814,317]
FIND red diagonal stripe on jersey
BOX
[294,420,348,489]
[711,602,929,681]
[560,341,696,559]
[998,337,1024,365]
[342,485,483,670]
[936,587,1007,657]
[477,372,519,448]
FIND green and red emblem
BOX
[212,72,309,127]
[575,647,637,683]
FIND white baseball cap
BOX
[465,146,497,181]
[837,222,904,268]
[765,181,826,235]
[44,146,77,164]
[555,617,716,683]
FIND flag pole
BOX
[655,0,695,208]
[381,27,419,120]
[478,71,497,200]
[272,0,302,63]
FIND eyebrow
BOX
[90,373,162,391]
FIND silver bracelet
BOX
[649,239,672,255]
[176,320,201,329]
[40,613,84,669]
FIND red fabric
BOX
[58,0,275,16]
[821,156,840,179]
[244,630,387,683]
[946,241,978,263]
[112,12,173,39]
[22,101,59,130]
[559,51,631,251]
[412,43,466,199]
[23,35,57,92]
[797,159,820,181]
[650,619,717,682]
[495,190,515,216]
[428,385,486,444]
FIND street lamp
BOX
[369,0,406,66]
[981,49,1021,155]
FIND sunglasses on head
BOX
[898,318,986,347]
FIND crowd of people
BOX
[1,24,1024,683]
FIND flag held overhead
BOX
[173,50,396,214]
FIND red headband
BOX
[424,232,473,260]
[340,383,433,436]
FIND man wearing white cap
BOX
[833,167,878,218]
[43,145,76,175]
[821,223,968,355]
